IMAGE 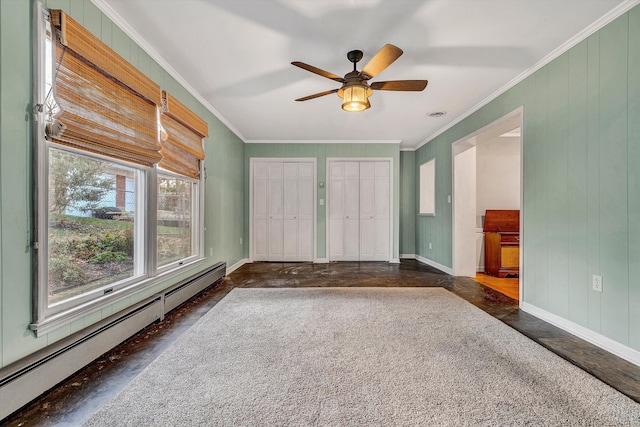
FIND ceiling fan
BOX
[292,44,428,112]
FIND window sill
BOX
[30,257,205,337]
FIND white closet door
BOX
[328,162,345,260]
[298,162,314,260]
[268,162,284,261]
[283,163,299,260]
[253,162,269,261]
[374,161,390,260]
[253,159,315,262]
[359,162,376,261]
[343,162,360,261]
[327,159,391,262]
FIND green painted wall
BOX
[0,0,245,367]
[415,133,453,266]
[400,151,416,255]
[245,143,400,260]
[416,7,640,351]
[0,0,4,368]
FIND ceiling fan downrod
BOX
[347,50,364,72]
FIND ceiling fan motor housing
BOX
[337,75,372,99]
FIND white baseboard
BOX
[0,263,226,420]
[400,254,416,259]
[314,258,401,263]
[415,255,454,275]
[520,302,640,368]
[227,258,250,274]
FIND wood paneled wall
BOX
[244,143,400,260]
[0,0,245,367]
[415,7,640,351]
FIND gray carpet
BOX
[85,288,640,426]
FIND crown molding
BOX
[92,0,638,150]
[245,139,401,145]
[90,0,247,143]
[413,0,640,151]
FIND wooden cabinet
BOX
[483,210,519,278]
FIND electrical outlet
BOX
[447,195,451,204]
[319,199,324,206]
[429,242,432,250]
[592,275,603,292]
[209,247,213,257]
[240,237,243,245]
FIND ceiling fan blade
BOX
[371,80,428,91]
[362,44,403,79]
[291,62,345,82]
[295,89,340,102]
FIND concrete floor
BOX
[3,259,639,425]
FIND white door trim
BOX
[249,157,317,262]
[326,157,394,262]
[450,106,524,304]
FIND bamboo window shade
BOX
[159,91,208,179]
[47,10,163,167]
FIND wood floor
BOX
[473,272,519,300]
[3,260,640,425]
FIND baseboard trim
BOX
[520,302,640,368]
[389,258,400,264]
[314,258,329,264]
[400,254,416,259]
[415,255,454,275]
[227,258,249,274]
[0,262,226,420]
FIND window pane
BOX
[419,159,436,215]
[157,176,196,267]
[48,148,137,305]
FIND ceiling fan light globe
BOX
[341,85,371,112]
[343,100,370,112]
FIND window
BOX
[157,174,198,268]
[419,159,435,215]
[47,148,143,306]
[33,7,207,333]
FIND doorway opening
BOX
[452,108,523,301]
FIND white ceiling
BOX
[97,0,631,149]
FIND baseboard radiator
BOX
[0,261,226,421]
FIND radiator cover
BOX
[0,261,226,420]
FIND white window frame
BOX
[31,4,204,335]
[156,169,202,273]
[419,159,436,216]
[43,146,149,316]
